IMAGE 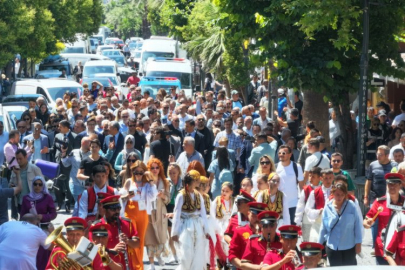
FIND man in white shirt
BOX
[304,138,330,182]
[392,102,405,127]
[178,104,193,130]
[0,214,51,269]
[389,133,405,160]
[243,116,254,136]
[277,145,304,225]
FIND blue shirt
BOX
[232,100,243,109]
[318,199,362,250]
[208,159,235,198]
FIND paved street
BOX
[8,200,376,268]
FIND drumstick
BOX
[371,207,383,222]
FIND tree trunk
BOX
[302,90,330,147]
[333,91,355,169]
[142,2,151,39]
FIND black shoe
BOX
[56,206,62,211]
[65,205,71,213]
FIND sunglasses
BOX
[332,160,341,163]
[128,125,136,127]
[214,124,221,127]
[33,182,43,187]
[24,118,30,121]
[127,159,136,163]
[260,161,271,165]
[151,166,159,170]
[173,120,179,122]
[197,118,205,122]
[262,223,277,228]
[17,126,25,129]
[133,171,144,176]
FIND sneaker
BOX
[173,255,179,264]
[370,250,375,256]
[156,256,165,266]
[148,265,155,270]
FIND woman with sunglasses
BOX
[21,112,33,133]
[255,173,290,226]
[117,152,139,187]
[121,160,157,270]
[166,163,183,263]
[145,158,170,268]
[251,155,276,194]
[20,176,56,270]
[45,113,57,131]
[114,135,142,173]
[319,183,362,266]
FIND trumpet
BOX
[99,246,111,266]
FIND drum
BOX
[35,160,60,179]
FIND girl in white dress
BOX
[211,182,234,266]
[172,170,209,270]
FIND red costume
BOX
[46,246,105,270]
[366,195,405,257]
[313,187,325,210]
[386,224,405,265]
[262,249,295,270]
[228,224,254,262]
[303,185,314,203]
[241,234,282,265]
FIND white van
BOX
[82,60,119,78]
[145,58,193,97]
[62,34,91,54]
[140,38,177,74]
[10,79,84,109]
[60,53,110,68]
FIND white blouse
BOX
[120,181,158,215]
[171,191,209,237]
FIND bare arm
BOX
[224,235,232,244]
[303,171,309,183]
[364,180,371,206]
[385,254,397,266]
[77,168,90,181]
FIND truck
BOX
[139,36,187,75]
[144,58,193,98]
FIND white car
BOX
[83,60,119,78]
[10,79,84,109]
[0,105,16,133]
[96,45,114,55]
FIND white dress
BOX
[172,191,209,270]
[210,197,233,255]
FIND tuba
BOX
[46,226,92,270]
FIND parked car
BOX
[0,105,17,133]
[34,70,62,79]
[102,50,123,57]
[2,94,50,110]
[10,79,84,109]
[3,105,28,125]
[96,45,114,55]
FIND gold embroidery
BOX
[262,190,283,215]
[180,189,201,213]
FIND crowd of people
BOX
[0,74,405,270]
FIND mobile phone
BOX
[109,136,114,143]
[129,190,135,196]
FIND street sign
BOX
[371,78,385,87]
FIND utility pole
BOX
[356,0,369,177]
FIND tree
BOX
[214,0,405,169]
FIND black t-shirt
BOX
[287,119,300,138]
[295,99,303,121]
[80,155,107,180]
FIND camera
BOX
[54,137,69,151]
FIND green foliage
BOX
[104,0,143,38]
[0,0,103,67]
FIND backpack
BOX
[292,161,299,184]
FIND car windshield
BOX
[47,87,83,101]
[142,52,174,63]
[39,64,70,75]
[112,57,125,66]
[146,71,191,89]
[102,50,120,56]
[105,39,118,45]
[3,96,40,103]
[6,110,24,121]
[140,85,172,98]
[35,72,62,79]
[82,77,116,87]
[62,47,85,53]
[129,43,137,48]
[83,66,115,77]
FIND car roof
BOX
[84,60,117,66]
[16,79,82,88]
[103,50,121,52]
[36,70,61,74]
[3,94,45,99]
[98,45,114,49]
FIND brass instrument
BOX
[46,226,92,270]
[98,246,111,266]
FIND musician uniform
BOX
[365,173,405,259]
[228,202,268,267]
[224,190,255,238]
[385,224,405,265]
[46,217,105,269]
[296,242,324,269]
[241,211,282,265]
[262,225,301,270]
[95,195,138,270]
